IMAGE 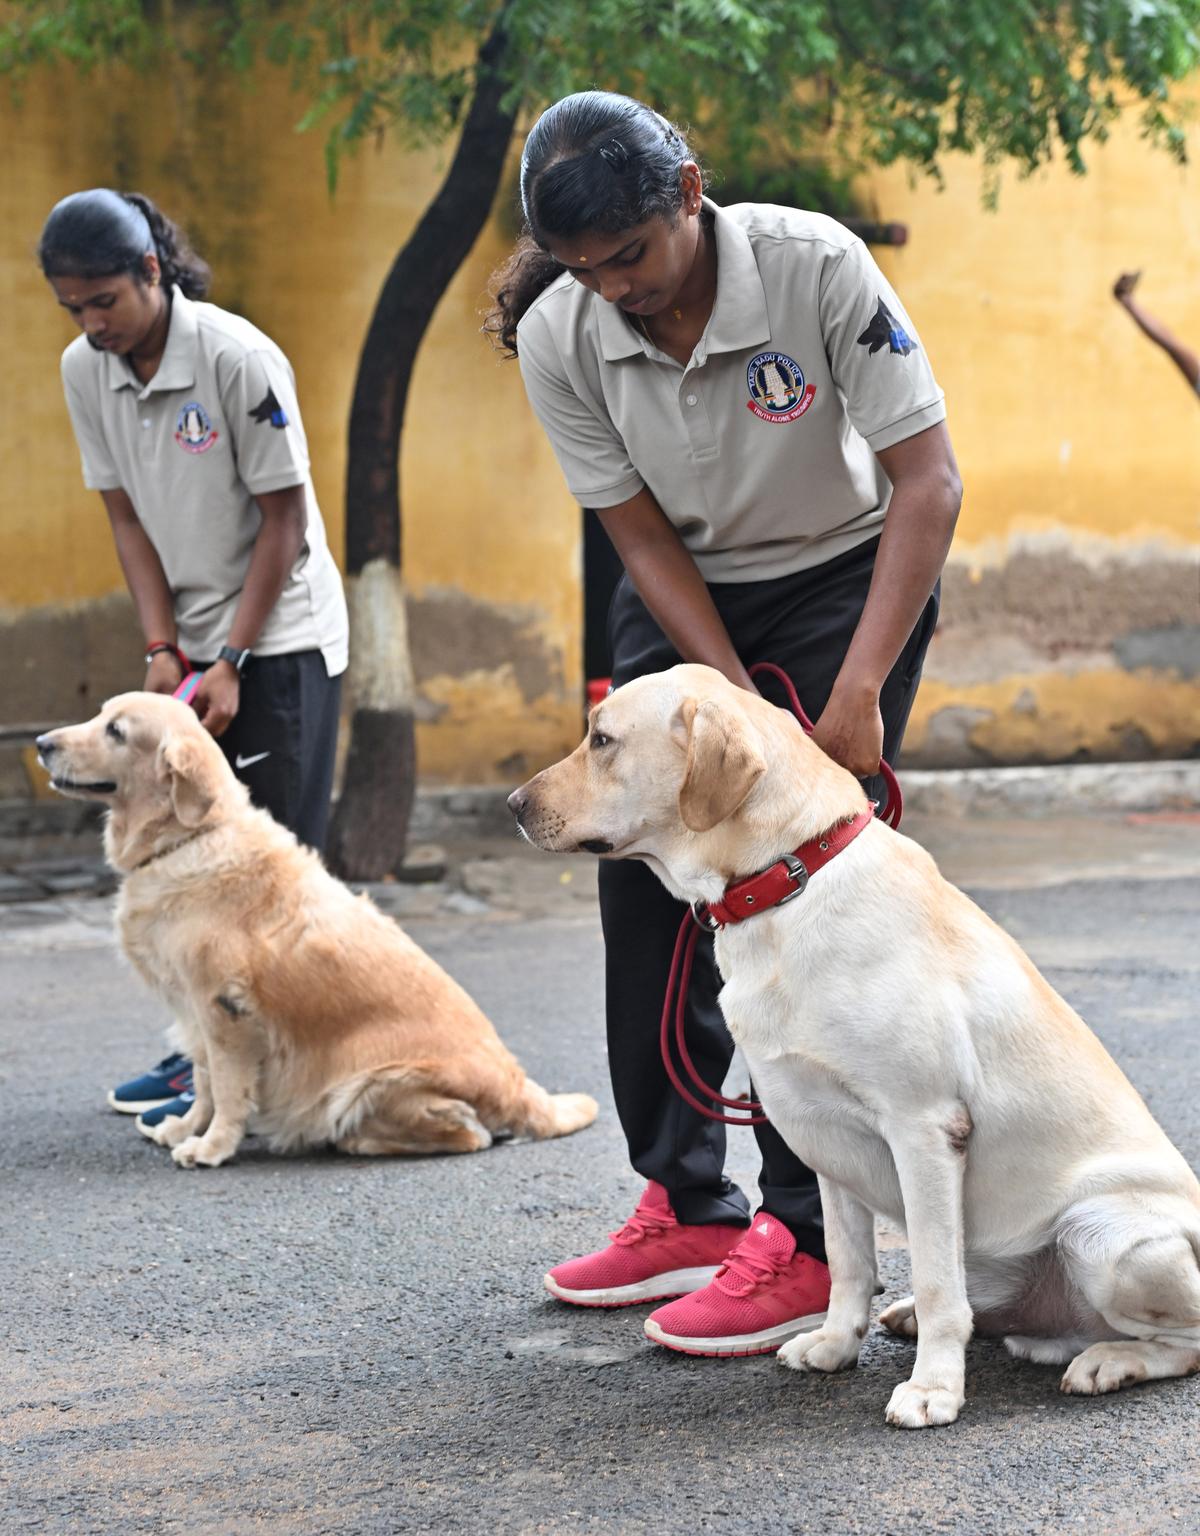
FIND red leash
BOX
[659,663,903,1126]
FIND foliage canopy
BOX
[4,0,1199,197]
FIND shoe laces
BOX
[609,1207,677,1247]
[715,1243,788,1294]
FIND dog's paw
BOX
[151,1114,193,1149]
[171,1135,233,1169]
[778,1327,861,1374]
[1060,1343,1150,1396]
[879,1296,918,1339]
[885,1379,963,1429]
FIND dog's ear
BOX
[677,697,766,832]
[157,732,218,828]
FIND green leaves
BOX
[3,0,1198,193]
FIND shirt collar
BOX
[105,287,199,394]
[595,198,772,364]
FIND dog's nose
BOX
[507,786,528,819]
[35,733,57,758]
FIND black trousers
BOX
[194,649,342,853]
[599,536,939,1262]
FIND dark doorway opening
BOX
[583,510,623,700]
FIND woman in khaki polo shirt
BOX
[489,91,963,1359]
[39,189,348,1130]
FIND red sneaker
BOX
[643,1213,830,1356]
[544,1181,748,1308]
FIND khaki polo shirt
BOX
[61,290,348,673]
[517,200,946,581]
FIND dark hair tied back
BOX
[484,90,700,358]
[597,140,629,172]
[38,188,211,299]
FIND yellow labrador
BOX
[37,692,595,1167]
[509,663,1200,1428]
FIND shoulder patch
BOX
[249,387,289,429]
[857,298,915,356]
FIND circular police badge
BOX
[174,400,219,454]
[746,352,817,424]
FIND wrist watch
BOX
[217,644,252,674]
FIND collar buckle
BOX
[776,851,809,902]
[690,900,722,932]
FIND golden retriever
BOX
[509,663,1200,1428]
[37,692,596,1168]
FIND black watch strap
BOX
[217,644,252,674]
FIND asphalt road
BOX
[1,815,1199,1534]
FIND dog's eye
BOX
[590,732,611,749]
[106,721,124,742]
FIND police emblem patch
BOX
[746,352,817,423]
[174,401,219,454]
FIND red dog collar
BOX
[693,805,875,932]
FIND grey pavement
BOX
[1,808,1199,1534]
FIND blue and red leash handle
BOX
[659,661,903,1126]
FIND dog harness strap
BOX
[695,806,875,931]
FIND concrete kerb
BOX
[411,760,1200,841]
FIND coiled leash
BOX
[659,661,903,1127]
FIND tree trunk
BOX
[326,16,519,880]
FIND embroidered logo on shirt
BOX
[746,352,817,424]
[174,401,219,454]
[249,387,289,429]
[857,297,916,356]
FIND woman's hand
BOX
[1113,271,1141,304]
[144,651,184,696]
[194,660,240,738]
[811,683,884,780]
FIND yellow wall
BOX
[0,57,582,784]
[2,59,1197,784]
[863,108,1200,762]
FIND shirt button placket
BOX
[680,378,716,461]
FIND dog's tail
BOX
[512,1078,598,1141]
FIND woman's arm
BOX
[811,421,962,778]
[100,488,185,694]
[193,485,308,737]
[594,488,756,693]
[1114,273,1200,390]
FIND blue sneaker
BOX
[136,1090,196,1139]
[107,1053,193,1114]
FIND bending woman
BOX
[488,91,962,1359]
[40,190,348,1128]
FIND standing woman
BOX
[488,92,962,1358]
[40,190,349,1126]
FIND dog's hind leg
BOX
[336,1084,493,1156]
[1057,1194,1200,1396]
[779,1178,874,1374]
[879,1295,918,1339]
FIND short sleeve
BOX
[820,239,946,452]
[61,361,122,491]
[223,349,311,495]
[517,312,645,508]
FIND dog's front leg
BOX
[151,1050,214,1149]
[779,1176,876,1374]
[883,1113,973,1429]
[172,1003,262,1169]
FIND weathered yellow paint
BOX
[1,60,1196,780]
[909,670,1200,763]
[415,671,581,783]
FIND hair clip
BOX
[597,140,629,171]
